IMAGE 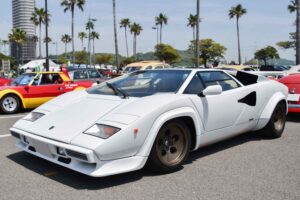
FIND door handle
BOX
[58,87,63,91]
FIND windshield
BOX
[87,70,191,97]
[10,73,36,86]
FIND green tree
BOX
[90,31,100,66]
[155,13,168,44]
[61,0,86,66]
[229,4,247,65]
[287,0,300,64]
[277,32,296,49]
[189,39,227,68]
[75,50,88,67]
[30,7,48,58]
[254,46,280,66]
[8,28,27,66]
[154,43,181,64]
[95,54,113,65]
[1,40,9,55]
[130,23,143,57]
[187,14,199,41]
[120,18,131,57]
[61,34,72,56]
[86,18,97,66]
[78,32,87,50]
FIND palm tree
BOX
[90,31,100,66]
[61,34,72,57]
[30,7,47,58]
[43,37,52,43]
[112,0,120,70]
[288,0,300,64]
[61,0,86,66]
[2,40,9,55]
[78,32,87,50]
[120,18,131,57]
[187,14,198,41]
[8,28,26,66]
[86,18,97,66]
[155,13,168,44]
[130,23,143,56]
[229,4,247,65]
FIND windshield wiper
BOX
[106,82,128,99]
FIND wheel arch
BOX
[136,107,202,157]
[0,90,25,109]
[254,91,287,131]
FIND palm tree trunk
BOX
[193,27,195,41]
[236,17,242,65]
[39,24,42,58]
[71,10,75,67]
[16,44,19,67]
[195,0,200,68]
[125,27,129,57]
[65,43,67,57]
[133,35,136,57]
[93,39,95,68]
[297,0,300,64]
[113,0,120,71]
[81,39,84,50]
[160,24,163,44]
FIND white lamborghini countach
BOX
[10,69,288,177]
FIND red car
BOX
[0,77,13,86]
[278,74,300,113]
[0,72,93,114]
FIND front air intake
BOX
[66,149,88,161]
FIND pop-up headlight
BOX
[84,124,120,139]
[23,112,45,122]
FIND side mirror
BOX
[199,85,222,97]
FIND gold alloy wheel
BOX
[273,105,285,131]
[156,124,188,167]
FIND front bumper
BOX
[10,128,147,177]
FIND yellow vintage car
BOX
[216,65,255,71]
[123,61,170,73]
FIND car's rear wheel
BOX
[0,94,20,114]
[262,101,286,139]
[147,120,191,173]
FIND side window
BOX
[146,66,152,69]
[88,70,101,78]
[184,74,205,94]
[198,71,240,92]
[73,71,88,80]
[156,66,163,69]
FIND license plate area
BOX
[287,94,300,102]
[30,139,53,158]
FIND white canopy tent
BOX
[20,59,60,72]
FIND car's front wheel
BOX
[262,101,287,139]
[147,120,191,173]
[0,94,21,114]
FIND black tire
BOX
[0,94,21,114]
[261,101,287,139]
[146,120,191,173]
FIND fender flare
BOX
[254,91,287,131]
[136,107,202,157]
[0,90,26,108]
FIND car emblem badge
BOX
[49,126,55,130]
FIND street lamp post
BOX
[152,26,159,46]
[45,0,49,71]
[195,0,200,68]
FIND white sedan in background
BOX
[10,69,288,177]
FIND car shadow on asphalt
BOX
[7,131,267,190]
[287,113,300,122]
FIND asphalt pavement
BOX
[0,114,299,200]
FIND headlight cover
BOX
[23,112,45,122]
[84,124,121,139]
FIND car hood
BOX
[279,74,300,84]
[19,94,125,143]
[0,85,19,91]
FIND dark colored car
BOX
[260,65,286,71]
[68,69,109,84]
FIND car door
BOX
[25,73,66,107]
[184,71,258,133]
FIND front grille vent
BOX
[66,149,88,161]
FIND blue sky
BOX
[0,0,295,62]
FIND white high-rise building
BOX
[11,0,36,63]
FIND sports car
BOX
[10,69,288,177]
[0,72,93,114]
[278,73,300,113]
[0,77,13,86]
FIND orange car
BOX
[0,72,93,114]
